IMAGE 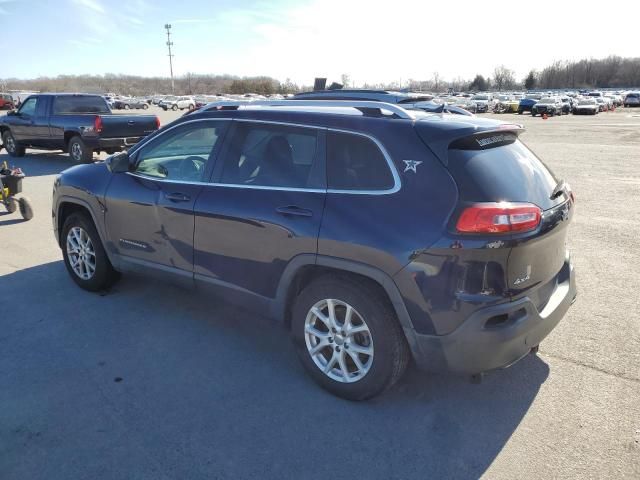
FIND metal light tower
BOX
[165,24,175,93]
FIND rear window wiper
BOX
[550,179,566,200]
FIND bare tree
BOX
[493,65,516,91]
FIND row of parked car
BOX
[436,90,639,116]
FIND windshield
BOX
[539,98,556,104]
[472,95,489,100]
[52,96,110,114]
[578,100,596,105]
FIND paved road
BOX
[1,108,639,479]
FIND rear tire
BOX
[18,197,34,220]
[142,104,149,109]
[291,275,410,400]
[171,104,178,111]
[2,130,25,157]
[61,212,120,292]
[68,136,93,164]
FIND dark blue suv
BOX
[52,100,577,400]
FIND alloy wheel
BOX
[304,299,374,383]
[70,142,82,162]
[5,134,15,153]
[66,226,96,280]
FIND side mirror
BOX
[7,110,16,116]
[106,151,131,173]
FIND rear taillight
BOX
[456,202,542,234]
[155,116,161,129]
[94,115,103,133]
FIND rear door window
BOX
[218,122,321,189]
[447,135,563,210]
[326,131,395,191]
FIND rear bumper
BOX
[410,258,576,374]
[82,136,144,150]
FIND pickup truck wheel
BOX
[2,131,25,157]
[68,136,93,164]
[171,104,178,111]
[291,275,410,401]
[62,213,120,292]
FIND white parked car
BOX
[159,96,196,111]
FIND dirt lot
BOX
[1,106,639,479]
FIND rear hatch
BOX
[99,114,159,139]
[419,125,574,305]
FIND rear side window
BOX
[447,137,562,210]
[326,131,394,191]
[53,96,110,114]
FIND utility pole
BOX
[164,24,175,93]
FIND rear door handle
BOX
[165,192,191,202]
[276,205,313,217]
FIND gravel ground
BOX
[0,106,639,479]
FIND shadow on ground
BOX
[0,261,549,480]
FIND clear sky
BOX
[1,0,637,85]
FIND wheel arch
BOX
[274,255,417,337]
[64,131,81,150]
[55,198,114,267]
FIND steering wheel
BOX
[178,156,204,181]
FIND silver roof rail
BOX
[201,100,416,120]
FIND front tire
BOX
[61,213,119,292]
[6,196,18,213]
[2,130,25,157]
[171,104,178,111]
[68,136,93,164]
[291,275,410,400]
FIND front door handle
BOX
[165,192,191,202]
[276,205,313,217]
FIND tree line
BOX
[1,56,638,95]
[0,73,293,96]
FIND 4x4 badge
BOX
[403,160,423,173]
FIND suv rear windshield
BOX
[53,96,110,114]
[447,136,562,210]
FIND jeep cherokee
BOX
[52,100,577,400]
